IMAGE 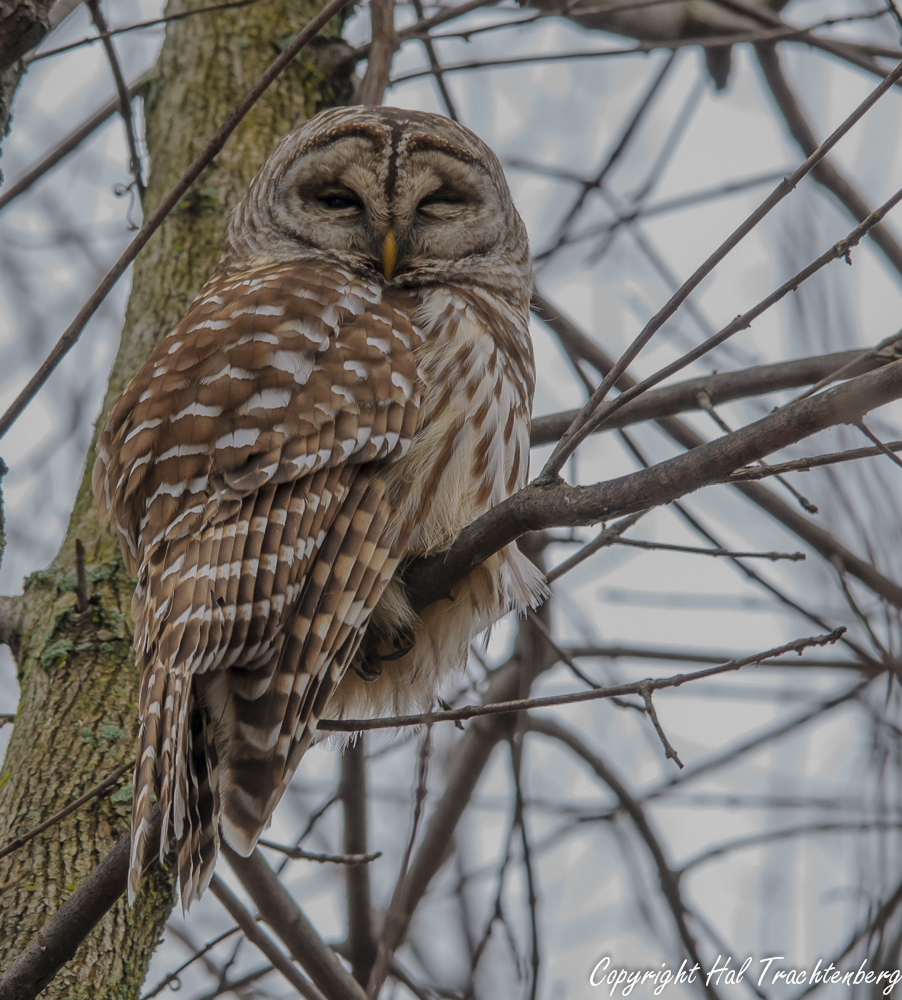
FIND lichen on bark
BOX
[0,1,350,993]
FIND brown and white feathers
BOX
[93,106,547,907]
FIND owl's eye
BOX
[417,189,466,213]
[320,193,363,211]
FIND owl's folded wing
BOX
[93,259,422,570]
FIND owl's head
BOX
[223,107,530,287]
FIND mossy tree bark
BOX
[0,1,351,994]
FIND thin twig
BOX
[0,0,352,441]
[696,389,818,514]
[411,0,459,119]
[187,965,275,1000]
[0,762,130,863]
[545,510,648,583]
[259,839,381,864]
[140,927,241,1000]
[318,629,846,732]
[544,178,902,478]
[638,682,683,768]
[528,717,719,999]
[609,537,806,562]
[86,0,145,199]
[755,42,902,283]
[729,441,902,480]
[855,420,902,473]
[0,69,153,213]
[367,728,433,997]
[540,58,902,478]
[390,24,873,83]
[28,0,267,62]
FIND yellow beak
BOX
[382,228,397,280]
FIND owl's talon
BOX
[353,661,383,682]
[375,641,414,662]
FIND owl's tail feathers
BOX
[176,704,222,907]
[501,542,550,614]
[128,665,170,905]
[129,664,215,907]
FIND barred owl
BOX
[93,106,547,906]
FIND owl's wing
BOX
[93,261,422,904]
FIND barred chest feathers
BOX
[326,280,548,723]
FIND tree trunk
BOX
[0,1,351,994]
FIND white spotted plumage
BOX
[93,106,546,907]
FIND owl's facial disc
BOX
[275,136,509,278]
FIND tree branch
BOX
[317,628,846,732]
[208,874,328,1000]
[532,296,902,610]
[529,343,900,446]
[223,845,367,1000]
[0,69,152,213]
[357,0,398,104]
[756,41,902,283]
[405,360,902,612]
[340,740,377,986]
[0,595,24,653]
[527,716,716,995]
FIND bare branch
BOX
[0,69,152,213]
[208,874,328,1000]
[756,41,902,283]
[527,717,716,997]
[390,23,893,83]
[318,628,846,732]
[140,927,241,1000]
[358,0,399,105]
[85,0,145,199]
[543,177,902,476]
[411,0,459,120]
[405,361,902,613]
[341,741,377,986]
[545,510,647,583]
[532,297,902,611]
[368,728,432,997]
[638,683,683,767]
[540,57,902,477]
[0,0,352,441]
[259,840,381,864]
[0,595,24,651]
[223,845,368,1000]
[27,0,267,62]
[729,440,902,480]
[610,537,805,561]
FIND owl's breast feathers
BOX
[92,259,543,905]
